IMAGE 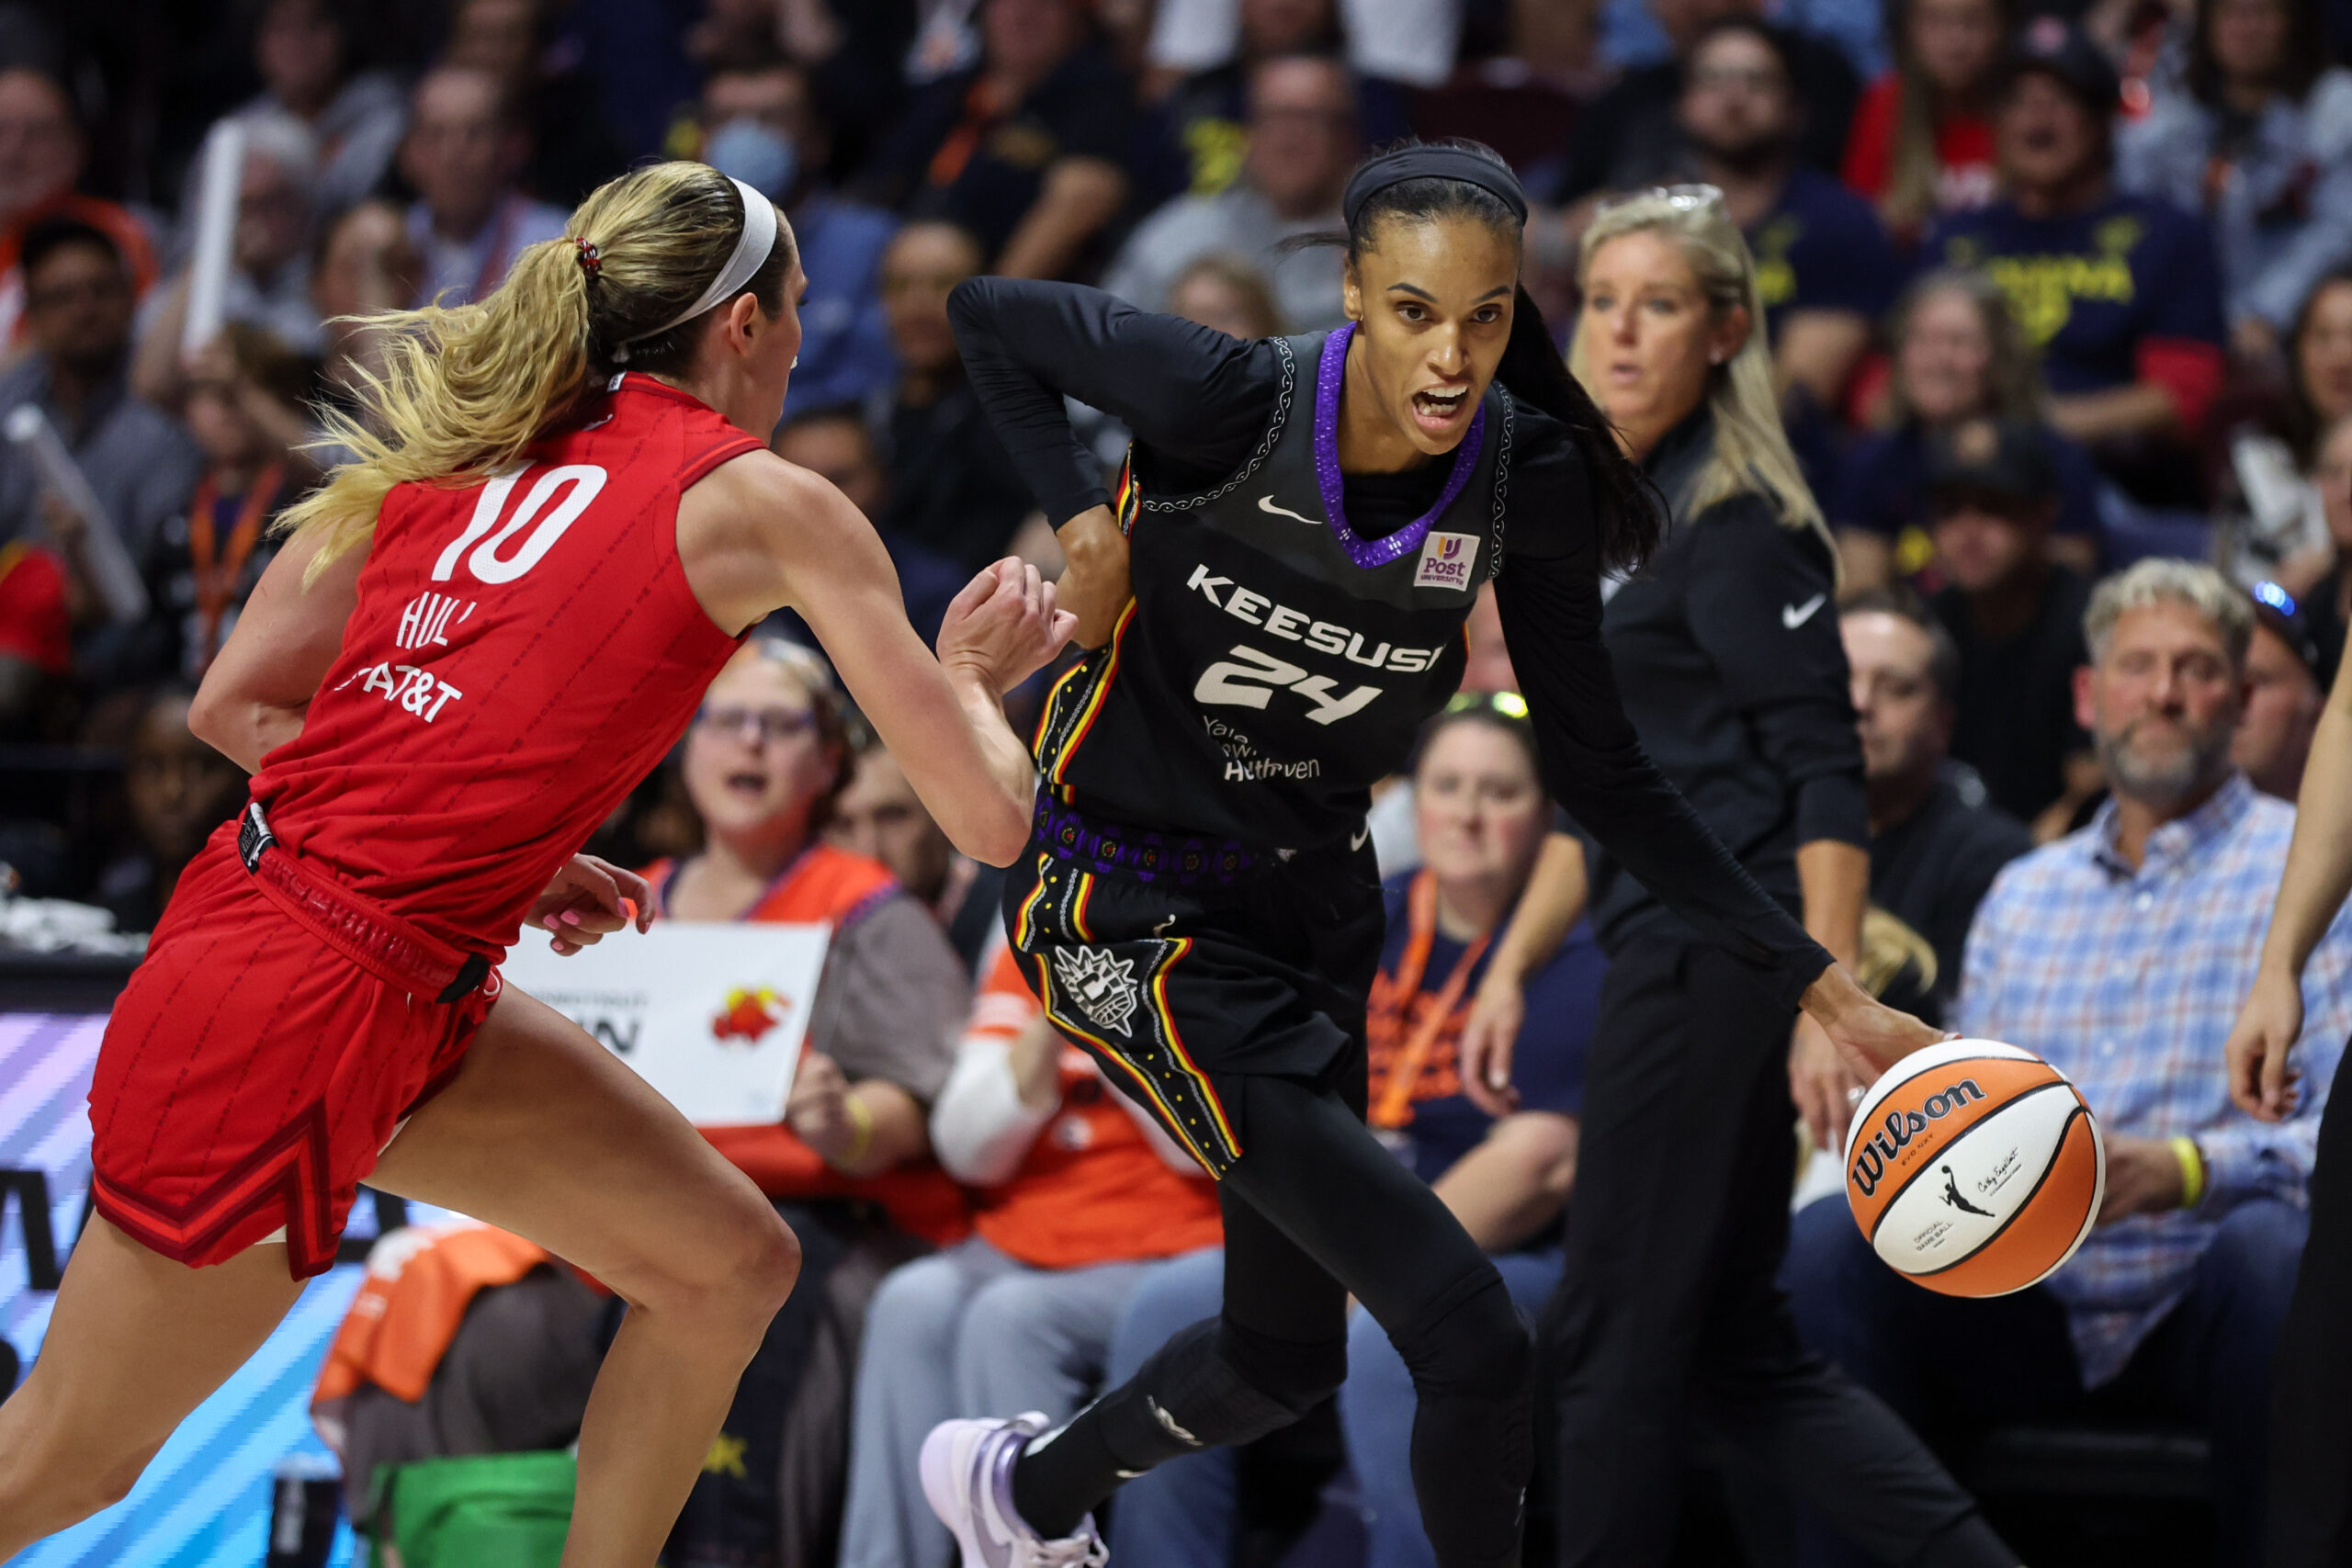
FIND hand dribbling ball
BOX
[1845,1039,2105,1297]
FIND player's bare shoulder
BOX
[676,444,888,633]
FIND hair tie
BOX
[570,236,602,277]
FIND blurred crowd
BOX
[3,0,2352,1563]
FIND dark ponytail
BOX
[1332,139,1663,575]
[1497,283,1662,574]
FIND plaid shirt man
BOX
[1960,770,2352,1386]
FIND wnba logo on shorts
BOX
[1413,532,1480,591]
[1849,1078,1985,1198]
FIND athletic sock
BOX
[1010,1404,1130,1538]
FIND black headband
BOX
[1342,147,1530,230]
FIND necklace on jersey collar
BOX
[1313,321,1487,571]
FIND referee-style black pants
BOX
[1538,939,2015,1568]
[2267,1045,2352,1566]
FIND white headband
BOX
[611,175,779,363]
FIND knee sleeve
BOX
[1389,1268,1532,1400]
[1093,1315,1348,1472]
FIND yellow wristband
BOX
[2171,1135,2206,1210]
[835,1092,876,1169]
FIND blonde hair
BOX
[1571,190,1832,565]
[280,161,792,581]
[1858,906,1939,998]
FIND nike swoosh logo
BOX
[1257,495,1319,525]
[1781,593,1826,629]
[1350,826,1371,852]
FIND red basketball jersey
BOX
[252,373,763,953]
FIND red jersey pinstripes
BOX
[252,374,763,954]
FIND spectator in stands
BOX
[867,220,1035,572]
[2292,412,2352,667]
[129,324,309,685]
[693,54,897,412]
[223,0,406,219]
[1842,589,2033,1024]
[1836,269,2101,590]
[1165,254,1284,341]
[85,684,245,935]
[0,539,68,737]
[396,66,568,309]
[2120,0,2352,368]
[829,733,1007,975]
[1924,18,2228,503]
[1413,0,1604,194]
[0,220,203,579]
[2234,586,2328,798]
[1673,16,1897,410]
[1842,0,2007,241]
[1556,0,1860,202]
[1103,698,1602,1568]
[310,199,423,418]
[336,641,972,1566]
[1926,417,2101,836]
[840,946,1222,1568]
[1143,0,1382,198]
[1786,558,2352,1568]
[0,65,158,347]
[440,0,628,209]
[2215,271,2352,592]
[859,0,1132,279]
[133,114,326,405]
[1102,54,1356,333]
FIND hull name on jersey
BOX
[339,660,464,723]
[395,591,475,651]
[1184,566,1440,673]
[1412,532,1480,592]
[1203,716,1322,783]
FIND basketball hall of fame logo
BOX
[1052,945,1143,1038]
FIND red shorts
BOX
[89,822,498,1279]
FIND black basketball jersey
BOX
[1032,326,1516,851]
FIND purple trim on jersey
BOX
[1034,793,1259,886]
[1312,322,1487,570]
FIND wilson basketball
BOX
[1844,1039,2105,1298]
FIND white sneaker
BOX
[920,1412,1109,1568]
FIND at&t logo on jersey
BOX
[1413,532,1480,592]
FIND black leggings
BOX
[1012,1065,1534,1568]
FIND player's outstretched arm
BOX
[2231,650,2352,1118]
[188,525,366,773]
[680,451,1071,867]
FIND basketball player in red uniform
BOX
[0,162,1070,1567]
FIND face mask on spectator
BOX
[706,118,797,201]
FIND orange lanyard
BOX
[187,463,280,671]
[1371,871,1491,1130]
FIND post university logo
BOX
[1414,531,1480,591]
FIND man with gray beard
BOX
[1784,558,2352,1568]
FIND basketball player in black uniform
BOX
[916,143,1940,1568]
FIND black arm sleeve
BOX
[947,276,1283,527]
[1497,539,1836,1013]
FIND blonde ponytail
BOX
[280,161,792,582]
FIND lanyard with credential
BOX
[1371,870,1491,1131]
[187,462,282,670]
